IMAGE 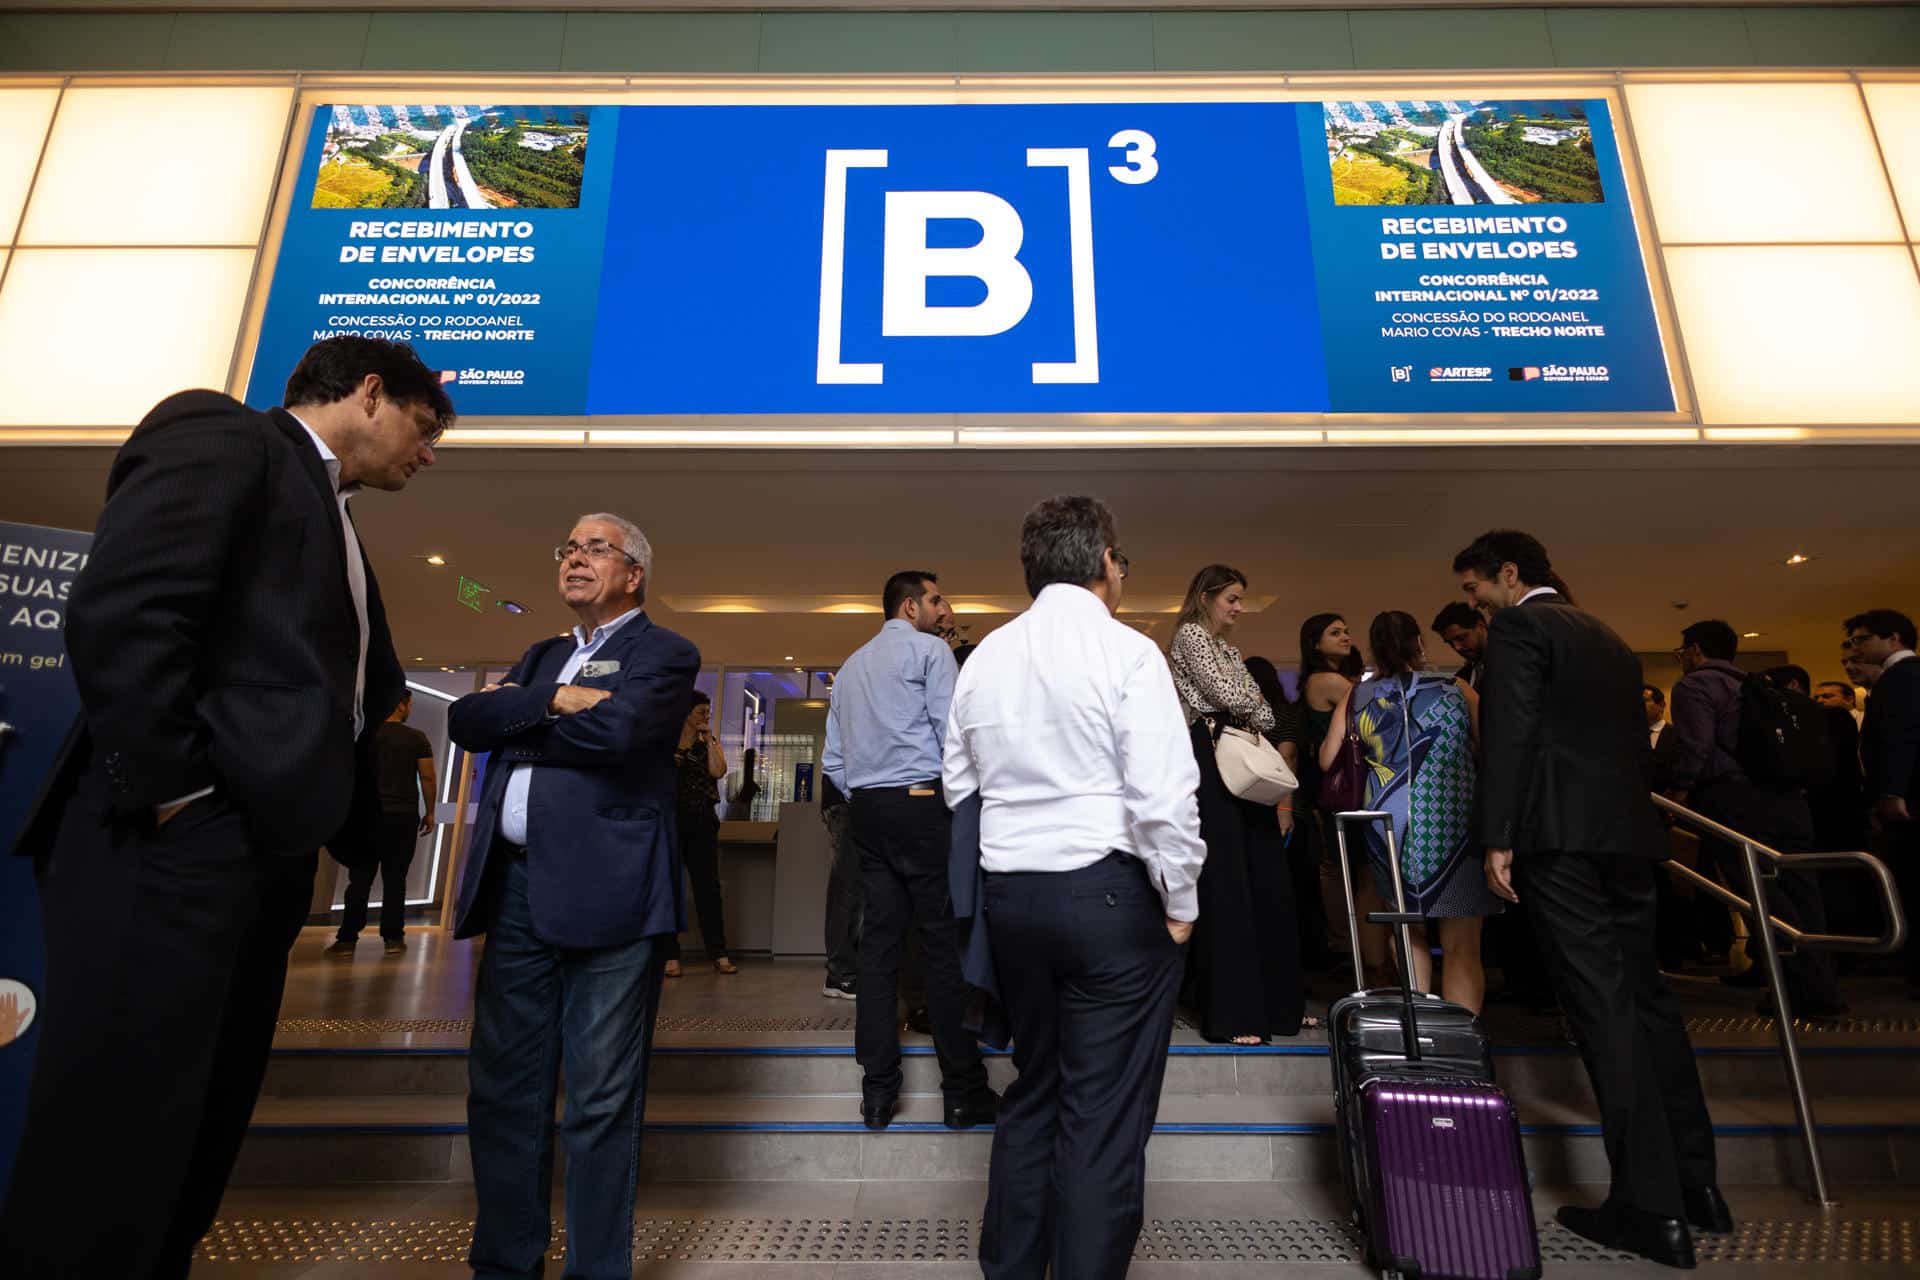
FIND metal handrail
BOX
[1653,792,1908,1207]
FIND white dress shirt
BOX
[499,606,642,846]
[1515,585,1559,607]
[293,415,370,740]
[1885,649,1917,672]
[942,583,1207,922]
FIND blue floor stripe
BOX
[249,1120,1920,1138]
[271,1042,1920,1059]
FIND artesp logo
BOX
[816,131,1160,388]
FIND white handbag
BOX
[1208,720,1300,805]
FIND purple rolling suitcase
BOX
[1330,811,1541,1280]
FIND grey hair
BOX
[1020,495,1117,598]
[576,511,653,601]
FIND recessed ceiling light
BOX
[1742,631,1761,638]
[424,554,447,566]
[1785,553,1810,565]
[784,655,794,661]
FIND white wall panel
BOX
[0,249,255,425]
[0,89,60,244]
[1628,82,1903,244]
[1665,245,1920,424]
[1862,83,1920,242]
[18,86,292,246]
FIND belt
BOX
[852,781,942,798]
[495,834,528,861]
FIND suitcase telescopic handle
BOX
[1333,810,1424,1063]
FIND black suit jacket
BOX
[17,390,405,859]
[1861,658,1920,804]
[1477,591,1664,859]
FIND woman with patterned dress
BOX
[1169,565,1309,1044]
[1319,610,1497,1013]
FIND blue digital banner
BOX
[248,99,1673,417]
[0,521,92,1199]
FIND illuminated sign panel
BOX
[246,99,1674,417]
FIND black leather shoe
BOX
[861,1096,899,1131]
[1556,1204,1695,1270]
[944,1090,1002,1131]
[1682,1185,1734,1235]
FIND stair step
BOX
[232,1092,1920,1189]
[261,1041,1920,1106]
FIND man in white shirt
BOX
[944,495,1205,1280]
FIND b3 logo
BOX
[816,131,1158,387]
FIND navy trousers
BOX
[467,855,666,1280]
[980,853,1187,1280]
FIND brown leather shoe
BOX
[713,957,739,975]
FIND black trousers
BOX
[337,810,418,942]
[823,803,862,985]
[1187,723,1304,1041]
[1691,780,1844,1013]
[850,784,986,1101]
[1516,851,1716,1221]
[1878,822,1920,983]
[683,815,730,958]
[981,854,1186,1280]
[0,793,316,1280]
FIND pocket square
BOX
[579,659,621,679]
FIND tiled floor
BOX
[211,929,1920,1275]
[197,1182,1920,1277]
[278,926,1920,1051]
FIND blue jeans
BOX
[468,856,665,1280]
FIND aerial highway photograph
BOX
[1326,98,1606,206]
[310,104,590,211]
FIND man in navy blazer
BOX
[448,512,698,1280]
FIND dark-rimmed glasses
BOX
[554,540,637,564]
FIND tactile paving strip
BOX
[277,1017,473,1034]
[193,1216,1920,1265]
[279,1014,878,1035]
[1687,1015,1920,1035]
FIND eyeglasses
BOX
[1846,633,1873,650]
[554,539,637,564]
[1112,550,1130,580]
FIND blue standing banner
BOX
[0,521,92,1199]
[249,98,1673,418]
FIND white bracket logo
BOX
[816,143,1114,387]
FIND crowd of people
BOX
[6,333,1917,1280]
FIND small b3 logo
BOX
[1390,365,1412,383]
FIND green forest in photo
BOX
[1331,136,1444,206]
[313,133,426,209]
[460,118,588,209]
[1460,116,1604,204]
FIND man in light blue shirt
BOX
[824,571,996,1131]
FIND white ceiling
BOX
[4,443,1915,686]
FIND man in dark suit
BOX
[0,337,451,1279]
[1845,608,1920,992]
[449,513,698,1280]
[1431,600,1488,690]
[1455,529,1723,1271]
